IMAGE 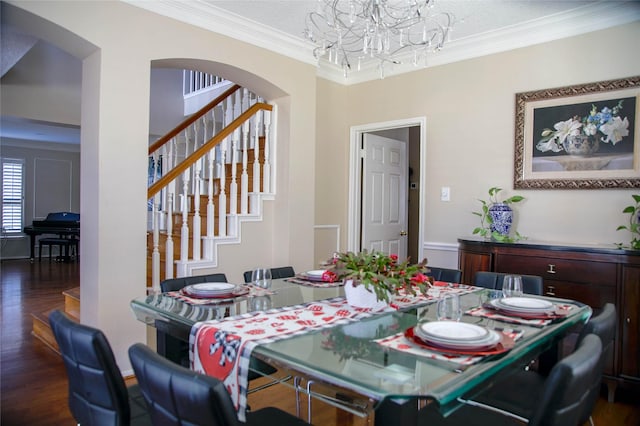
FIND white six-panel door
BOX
[361,133,408,260]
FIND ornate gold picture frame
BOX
[514,76,640,189]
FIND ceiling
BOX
[1,1,639,145]
[128,0,640,82]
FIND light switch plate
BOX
[441,186,450,201]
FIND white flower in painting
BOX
[600,116,629,145]
[536,137,563,153]
[583,123,598,136]
[553,118,583,145]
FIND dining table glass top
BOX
[130,278,591,412]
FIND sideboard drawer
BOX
[543,279,616,309]
[495,254,616,285]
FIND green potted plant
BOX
[327,250,432,308]
[472,187,525,243]
[616,194,640,250]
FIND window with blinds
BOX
[2,159,25,234]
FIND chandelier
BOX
[304,0,455,78]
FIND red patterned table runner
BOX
[190,283,482,421]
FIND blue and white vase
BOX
[489,202,513,237]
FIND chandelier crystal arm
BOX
[304,0,456,78]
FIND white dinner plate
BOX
[494,297,554,312]
[186,283,237,295]
[305,270,327,278]
[414,325,501,349]
[417,321,490,343]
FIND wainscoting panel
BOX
[422,241,460,271]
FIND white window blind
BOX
[2,159,25,233]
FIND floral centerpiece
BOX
[327,250,432,304]
[536,101,629,155]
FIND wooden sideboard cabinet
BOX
[458,237,640,400]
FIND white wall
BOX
[10,0,318,372]
[0,140,80,259]
[316,22,640,268]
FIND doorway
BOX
[348,118,425,263]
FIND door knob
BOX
[400,230,407,236]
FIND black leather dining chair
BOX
[128,343,307,426]
[48,310,151,426]
[160,272,228,292]
[417,334,605,426]
[474,271,543,295]
[243,266,296,283]
[473,304,616,424]
[426,266,462,283]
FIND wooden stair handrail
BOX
[148,83,241,155]
[147,102,273,199]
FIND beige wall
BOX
[11,0,318,372]
[316,22,640,269]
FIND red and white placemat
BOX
[376,327,524,366]
[465,305,572,327]
[166,285,273,305]
[390,282,480,310]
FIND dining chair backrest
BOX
[576,303,616,424]
[474,271,543,295]
[49,310,132,426]
[529,334,604,426]
[427,267,462,283]
[129,343,240,426]
[160,273,228,292]
[243,266,296,283]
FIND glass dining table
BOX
[130,279,591,425]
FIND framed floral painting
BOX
[514,76,640,189]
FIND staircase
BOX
[31,287,80,353]
[146,82,275,289]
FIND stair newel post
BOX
[178,168,190,278]
[151,197,161,293]
[240,120,250,215]
[165,192,174,280]
[263,109,272,194]
[252,112,262,206]
[218,138,228,237]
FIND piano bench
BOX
[38,238,78,262]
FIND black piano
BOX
[23,212,80,260]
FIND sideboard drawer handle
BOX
[545,285,556,297]
[627,318,631,324]
[547,264,556,274]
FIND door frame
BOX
[347,117,426,260]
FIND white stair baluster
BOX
[165,192,174,280]
[151,197,161,293]
[218,139,227,237]
[251,113,262,213]
[178,168,190,278]
[192,159,202,261]
[263,109,272,194]
[240,120,249,214]
[229,128,239,215]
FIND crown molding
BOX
[122,0,317,66]
[319,2,640,85]
[124,1,639,86]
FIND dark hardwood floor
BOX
[1,258,639,425]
